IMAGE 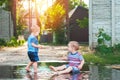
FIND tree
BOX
[76,17,88,28]
[44,2,66,43]
[69,0,88,10]
[44,4,65,31]
[16,0,27,36]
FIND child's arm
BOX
[61,56,68,61]
[32,43,42,49]
[78,59,85,70]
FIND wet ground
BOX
[0,45,120,80]
[0,62,90,80]
[0,62,120,80]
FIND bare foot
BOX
[34,71,38,74]
[51,71,59,76]
[49,66,57,72]
[25,68,31,73]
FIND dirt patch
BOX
[0,45,68,65]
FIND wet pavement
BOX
[0,62,90,80]
[0,63,120,80]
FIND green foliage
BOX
[0,38,7,46]
[0,37,25,47]
[6,37,19,47]
[44,3,66,31]
[0,0,11,11]
[55,28,66,44]
[16,24,27,36]
[16,1,27,36]
[113,43,120,53]
[44,2,66,44]
[69,0,88,10]
[96,28,112,54]
[96,45,113,54]
[97,28,111,45]
[83,54,105,65]
[76,17,88,28]
[0,0,6,6]
[83,53,120,65]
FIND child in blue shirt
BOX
[50,41,84,75]
[25,25,42,74]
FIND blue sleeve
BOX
[30,37,36,44]
[28,37,36,45]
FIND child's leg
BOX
[57,66,72,75]
[33,62,38,73]
[50,65,66,71]
[25,62,34,72]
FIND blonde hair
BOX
[31,25,40,33]
[68,41,79,50]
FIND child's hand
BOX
[78,65,83,70]
[61,56,67,60]
[78,60,84,70]
[38,45,42,49]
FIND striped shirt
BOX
[68,52,84,67]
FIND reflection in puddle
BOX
[25,73,38,80]
[0,63,120,80]
[50,72,89,80]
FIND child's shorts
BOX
[66,64,80,74]
[28,51,39,62]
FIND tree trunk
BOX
[80,0,83,6]
[64,0,70,42]
[11,0,17,37]
[53,31,56,43]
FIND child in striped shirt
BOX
[50,41,85,75]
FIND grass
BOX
[83,52,120,65]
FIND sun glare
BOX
[36,0,55,14]
[23,0,29,10]
[22,0,55,14]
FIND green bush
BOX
[84,53,120,65]
[96,28,112,54]
[0,37,25,47]
[114,43,120,52]
[83,54,105,65]
[0,38,7,46]
[6,37,25,47]
[54,29,66,44]
[96,45,113,54]
[18,39,25,46]
[6,37,19,47]
[97,28,111,45]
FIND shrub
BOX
[7,37,25,47]
[55,29,66,44]
[96,28,111,46]
[96,28,112,54]
[6,37,19,47]
[96,45,113,54]
[0,37,25,47]
[0,38,7,46]
[114,43,120,52]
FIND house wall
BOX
[89,0,120,48]
[0,8,13,40]
[69,6,88,43]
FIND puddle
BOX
[0,62,120,80]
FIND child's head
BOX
[31,25,40,36]
[68,41,79,52]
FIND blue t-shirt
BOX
[67,52,84,67]
[27,35,38,52]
